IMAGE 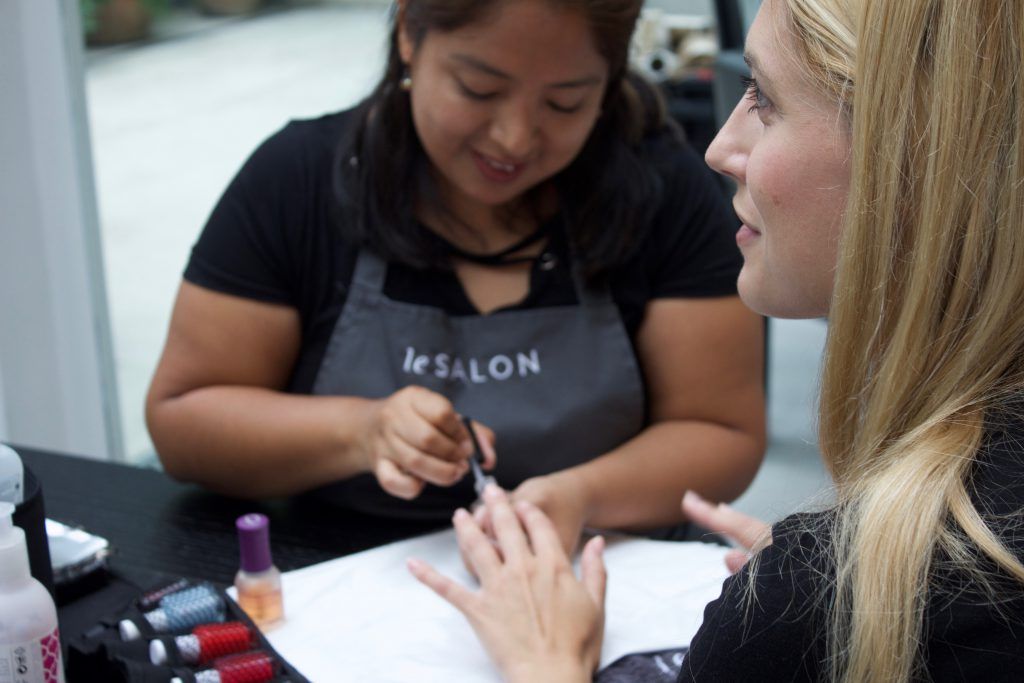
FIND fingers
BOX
[724,549,750,574]
[396,387,500,469]
[473,504,497,543]
[390,387,471,463]
[460,418,498,472]
[388,435,467,487]
[408,388,468,449]
[376,459,425,500]
[482,485,530,563]
[452,507,502,580]
[461,504,502,576]
[379,387,501,492]
[393,415,470,463]
[681,490,769,550]
[470,422,498,470]
[514,500,568,566]
[580,535,607,607]
[407,557,475,614]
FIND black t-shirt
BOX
[184,109,742,393]
[679,416,1024,681]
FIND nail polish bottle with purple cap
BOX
[234,513,283,627]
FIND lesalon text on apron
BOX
[401,347,542,383]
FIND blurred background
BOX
[1,0,828,521]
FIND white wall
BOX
[0,0,122,460]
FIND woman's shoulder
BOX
[973,405,1024,519]
[757,512,836,588]
[219,108,363,229]
[725,511,836,625]
[679,512,833,681]
[247,108,358,171]
[929,408,1024,678]
[187,108,363,307]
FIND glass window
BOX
[85,1,389,463]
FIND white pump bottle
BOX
[0,501,65,683]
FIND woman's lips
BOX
[472,150,525,183]
[736,224,761,246]
[734,207,762,246]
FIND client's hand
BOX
[408,485,606,683]
[471,472,588,561]
[681,491,771,574]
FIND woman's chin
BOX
[738,273,830,320]
[736,269,774,317]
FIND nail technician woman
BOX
[146,0,765,552]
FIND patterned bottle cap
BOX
[236,513,273,573]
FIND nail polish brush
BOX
[460,415,496,497]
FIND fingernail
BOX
[483,483,502,500]
[453,508,469,522]
[514,500,532,512]
[461,440,474,457]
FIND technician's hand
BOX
[360,386,496,500]
[408,485,605,683]
[509,473,589,556]
[681,490,771,573]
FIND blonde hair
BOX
[783,0,1024,680]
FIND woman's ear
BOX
[396,0,414,65]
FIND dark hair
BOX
[335,0,674,277]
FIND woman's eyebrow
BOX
[743,51,778,90]
[452,53,511,80]
[742,51,759,70]
[549,75,603,90]
[451,53,603,89]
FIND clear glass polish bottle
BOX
[234,513,284,627]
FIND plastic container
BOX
[0,444,24,505]
[0,501,65,683]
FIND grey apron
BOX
[311,248,645,519]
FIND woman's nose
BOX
[490,101,537,159]
[706,97,752,185]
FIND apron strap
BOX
[558,209,612,306]
[351,248,388,293]
[568,254,613,307]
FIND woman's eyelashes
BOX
[457,79,497,101]
[740,75,773,115]
[546,100,584,114]
[455,79,584,114]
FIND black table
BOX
[19,444,450,662]
[21,446,446,587]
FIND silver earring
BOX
[400,73,412,91]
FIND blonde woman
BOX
[407,0,1024,680]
